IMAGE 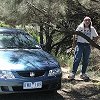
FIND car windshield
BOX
[0,32,40,49]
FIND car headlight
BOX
[48,68,62,76]
[0,70,15,79]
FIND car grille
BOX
[16,70,46,78]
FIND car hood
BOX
[0,49,59,71]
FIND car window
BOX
[0,32,40,49]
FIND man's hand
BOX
[93,36,99,43]
[91,36,99,49]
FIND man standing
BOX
[68,16,99,80]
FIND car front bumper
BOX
[0,75,61,94]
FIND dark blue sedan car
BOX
[0,27,62,94]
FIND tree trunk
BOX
[40,23,44,48]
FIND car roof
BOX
[0,27,25,34]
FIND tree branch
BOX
[51,29,100,50]
[26,1,47,17]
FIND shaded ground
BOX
[0,92,64,100]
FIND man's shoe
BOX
[68,73,75,80]
[80,74,90,80]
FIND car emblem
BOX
[30,72,35,77]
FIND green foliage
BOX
[25,27,40,44]
[0,21,10,27]
[56,53,74,68]
[30,32,40,44]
